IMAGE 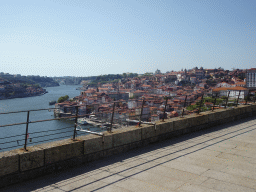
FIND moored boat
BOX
[78,118,88,125]
[49,100,56,105]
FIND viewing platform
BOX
[1,109,256,191]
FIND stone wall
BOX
[0,104,255,188]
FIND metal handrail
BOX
[1,91,253,152]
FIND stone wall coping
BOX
[0,104,255,188]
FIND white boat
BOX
[77,118,88,125]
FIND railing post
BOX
[245,90,250,105]
[182,95,187,117]
[101,111,103,124]
[212,93,218,111]
[198,94,204,114]
[162,97,168,122]
[225,91,230,109]
[138,99,145,127]
[24,111,30,151]
[110,102,116,132]
[73,106,78,140]
[85,104,88,118]
[236,90,241,107]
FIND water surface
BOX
[0,85,100,152]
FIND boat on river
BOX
[77,118,88,125]
[49,100,56,105]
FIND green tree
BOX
[123,73,127,78]
[143,72,153,76]
[244,96,251,101]
[57,95,69,103]
[34,84,40,88]
[221,96,228,100]
[186,105,198,111]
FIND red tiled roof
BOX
[213,86,248,92]
[235,82,245,85]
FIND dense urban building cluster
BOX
[55,67,255,126]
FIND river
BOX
[0,85,100,152]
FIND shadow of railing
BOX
[2,115,255,192]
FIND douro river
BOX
[0,85,99,152]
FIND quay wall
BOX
[1,104,256,188]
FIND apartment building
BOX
[212,87,249,99]
[246,68,256,89]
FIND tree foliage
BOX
[204,97,224,105]
[142,72,153,77]
[88,73,138,87]
[186,96,226,111]
[57,95,69,103]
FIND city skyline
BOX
[1,0,256,77]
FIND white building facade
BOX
[246,68,256,89]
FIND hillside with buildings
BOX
[54,67,255,126]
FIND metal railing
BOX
[0,90,255,152]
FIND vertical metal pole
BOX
[162,97,168,122]
[211,92,214,111]
[73,106,78,140]
[236,90,241,107]
[110,102,116,132]
[101,112,103,125]
[212,93,218,111]
[245,90,250,105]
[198,94,204,114]
[24,111,30,151]
[85,104,88,118]
[138,99,145,127]
[225,91,230,109]
[182,95,187,117]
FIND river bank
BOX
[0,88,47,100]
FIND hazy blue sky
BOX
[1,0,255,77]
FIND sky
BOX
[0,0,256,77]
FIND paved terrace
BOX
[2,116,256,192]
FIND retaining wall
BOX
[1,104,256,188]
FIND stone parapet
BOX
[0,104,255,188]
[0,150,19,177]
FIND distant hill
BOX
[0,74,59,100]
[26,76,59,87]
[0,74,59,87]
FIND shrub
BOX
[57,95,69,103]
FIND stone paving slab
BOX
[201,169,256,189]
[171,156,228,172]
[161,161,209,175]
[217,152,256,164]
[2,116,256,192]
[114,177,174,192]
[223,165,256,180]
[176,183,220,192]
[129,171,185,190]
[201,178,255,192]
